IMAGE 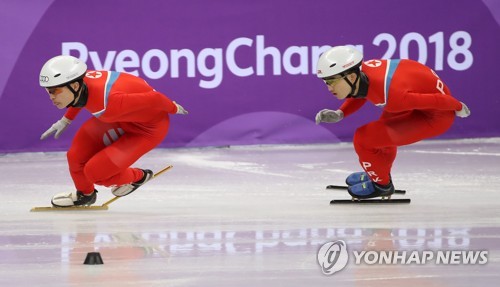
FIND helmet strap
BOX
[65,79,88,108]
[346,71,369,99]
[343,70,360,98]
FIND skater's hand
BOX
[455,102,470,118]
[174,101,188,115]
[40,117,71,140]
[315,109,344,124]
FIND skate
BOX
[345,171,369,186]
[31,165,172,212]
[51,190,98,207]
[111,169,154,197]
[348,180,395,199]
[327,181,410,204]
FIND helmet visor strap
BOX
[65,79,84,107]
[345,70,360,98]
[66,79,82,95]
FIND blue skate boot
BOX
[347,180,395,199]
[345,172,369,186]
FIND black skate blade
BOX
[326,184,406,195]
[330,198,411,204]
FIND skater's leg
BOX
[348,110,455,198]
[353,110,455,184]
[53,118,122,207]
[83,119,169,188]
[67,118,121,194]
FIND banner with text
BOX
[1,0,499,152]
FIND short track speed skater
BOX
[30,165,173,212]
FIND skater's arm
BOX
[40,107,81,140]
[63,107,82,121]
[338,98,367,117]
[100,91,178,122]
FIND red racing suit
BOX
[63,71,178,194]
[339,59,462,185]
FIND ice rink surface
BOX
[1,138,499,286]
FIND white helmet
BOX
[316,46,363,78]
[39,55,87,88]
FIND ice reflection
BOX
[50,227,500,261]
[2,227,497,265]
